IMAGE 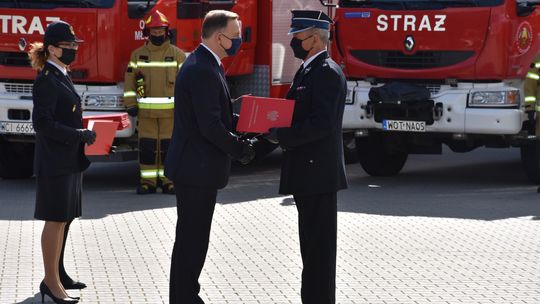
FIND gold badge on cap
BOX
[72,105,76,112]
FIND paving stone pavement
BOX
[1,149,540,304]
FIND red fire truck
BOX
[0,0,328,178]
[3,0,540,184]
[330,0,540,183]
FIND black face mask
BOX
[149,35,166,46]
[290,36,314,60]
[57,47,76,65]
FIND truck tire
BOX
[356,134,408,176]
[0,139,34,179]
[520,142,540,184]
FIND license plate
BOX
[0,121,35,134]
[382,120,426,132]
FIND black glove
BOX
[127,106,138,117]
[78,129,97,145]
[264,128,279,144]
[236,141,256,165]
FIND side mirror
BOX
[517,2,538,17]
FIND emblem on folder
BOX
[266,111,279,122]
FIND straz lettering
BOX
[376,15,446,32]
[0,15,61,34]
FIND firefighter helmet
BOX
[143,10,170,36]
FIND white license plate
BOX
[0,121,35,134]
[382,120,426,132]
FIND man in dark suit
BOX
[266,10,348,304]
[164,10,254,304]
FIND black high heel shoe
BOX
[39,281,79,304]
[61,278,87,290]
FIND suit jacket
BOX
[164,45,244,188]
[277,51,348,195]
[32,62,90,177]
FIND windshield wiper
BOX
[18,0,100,7]
[341,0,409,9]
[433,0,478,6]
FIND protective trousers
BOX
[138,117,174,187]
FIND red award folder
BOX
[236,95,295,133]
[84,120,119,156]
[82,113,131,130]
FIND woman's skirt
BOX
[35,172,82,222]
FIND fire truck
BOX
[330,0,540,183]
[0,0,328,179]
[3,0,540,184]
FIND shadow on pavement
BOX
[1,148,539,221]
[14,293,41,304]
[340,156,540,221]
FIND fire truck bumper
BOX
[0,82,135,138]
[343,81,526,135]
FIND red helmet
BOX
[143,10,169,36]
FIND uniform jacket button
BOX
[309,159,314,164]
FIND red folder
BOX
[84,120,119,156]
[236,95,295,133]
[82,113,131,130]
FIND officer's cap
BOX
[289,10,333,35]
[44,21,83,46]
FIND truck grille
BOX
[4,83,33,94]
[351,50,474,69]
[0,51,30,67]
[421,84,441,95]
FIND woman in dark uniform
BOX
[29,21,96,304]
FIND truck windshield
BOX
[339,0,504,9]
[0,0,115,8]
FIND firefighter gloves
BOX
[135,72,146,98]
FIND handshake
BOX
[235,137,257,165]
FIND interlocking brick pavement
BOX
[1,149,540,303]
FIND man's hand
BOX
[263,128,279,144]
[237,141,256,165]
[78,129,97,145]
[127,107,138,117]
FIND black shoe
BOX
[537,186,540,193]
[136,184,156,195]
[60,277,87,290]
[39,281,79,304]
[162,184,175,195]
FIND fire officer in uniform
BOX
[124,10,186,194]
[265,10,348,304]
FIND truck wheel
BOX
[520,142,540,184]
[356,134,408,176]
[0,139,34,179]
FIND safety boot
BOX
[136,184,157,195]
[162,183,175,195]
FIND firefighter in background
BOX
[524,57,540,193]
[124,10,186,194]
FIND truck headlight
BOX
[84,94,125,110]
[469,90,519,107]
